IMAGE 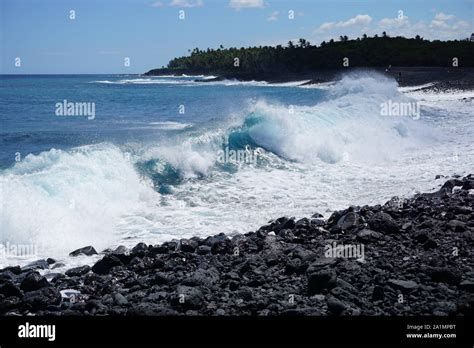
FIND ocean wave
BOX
[91,77,311,88]
[397,83,436,92]
[90,78,189,85]
[0,144,157,264]
[4,71,471,267]
[402,88,474,102]
[136,71,435,185]
[148,121,193,130]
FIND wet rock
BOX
[151,272,169,286]
[446,220,466,232]
[387,279,419,292]
[23,287,61,310]
[172,286,204,310]
[356,229,383,243]
[326,296,347,315]
[50,262,65,270]
[196,245,211,255]
[65,265,91,277]
[22,260,50,271]
[69,246,98,257]
[441,179,463,191]
[180,239,198,253]
[91,255,123,275]
[307,269,337,295]
[0,295,22,313]
[422,239,438,250]
[430,267,462,285]
[307,258,337,271]
[113,293,129,306]
[337,212,359,230]
[0,281,22,298]
[20,272,50,292]
[459,280,474,292]
[184,268,219,288]
[131,242,148,255]
[413,231,429,243]
[368,212,399,234]
[372,285,384,301]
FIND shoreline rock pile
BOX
[1,175,473,316]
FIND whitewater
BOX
[0,71,473,268]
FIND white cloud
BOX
[434,12,455,21]
[170,0,203,7]
[318,14,372,31]
[431,19,449,29]
[229,0,264,11]
[452,20,470,30]
[376,12,472,41]
[430,12,455,29]
[312,12,472,46]
[379,15,409,28]
[267,11,279,21]
[152,0,203,7]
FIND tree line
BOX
[145,34,474,78]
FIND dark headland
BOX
[144,35,474,88]
[1,175,473,316]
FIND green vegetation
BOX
[145,34,473,79]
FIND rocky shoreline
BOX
[1,175,473,316]
[147,67,474,89]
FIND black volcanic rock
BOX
[0,175,472,316]
[23,287,61,310]
[0,281,22,298]
[387,279,419,292]
[22,259,50,271]
[92,255,123,275]
[368,212,399,234]
[20,272,50,292]
[65,265,91,277]
[356,229,383,243]
[430,267,462,285]
[180,239,198,253]
[69,246,98,257]
[307,269,337,295]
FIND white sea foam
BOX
[148,121,193,130]
[0,144,157,266]
[2,72,472,268]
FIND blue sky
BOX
[1,0,473,74]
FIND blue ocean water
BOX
[1,72,473,266]
[0,74,323,169]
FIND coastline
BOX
[144,67,474,89]
[1,175,473,316]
